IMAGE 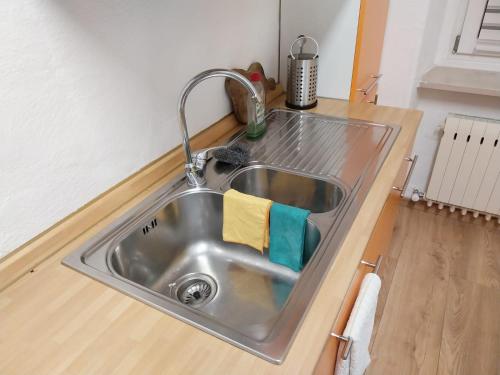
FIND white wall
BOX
[378,0,500,197]
[0,0,279,257]
[280,0,360,99]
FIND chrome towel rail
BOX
[330,255,383,360]
[360,255,383,275]
[330,333,353,360]
[392,155,419,197]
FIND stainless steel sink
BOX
[63,109,399,364]
[107,190,321,340]
[229,166,344,213]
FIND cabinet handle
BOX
[330,333,353,360]
[357,74,383,95]
[392,155,419,197]
[361,255,383,275]
[367,94,379,105]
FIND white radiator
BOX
[426,114,500,222]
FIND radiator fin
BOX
[473,133,500,212]
[486,174,500,215]
[426,116,460,201]
[461,122,500,209]
[448,120,488,206]
[437,118,473,204]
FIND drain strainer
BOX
[172,273,217,307]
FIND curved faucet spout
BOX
[178,69,263,187]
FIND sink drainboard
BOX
[172,273,218,307]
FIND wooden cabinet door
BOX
[314,187,402,375]
[314,193,400,374]
[350,0,390,103]
[314,148,417,374]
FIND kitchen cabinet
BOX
[313,157,411,374]
[281,0,389,103]
[350,0,390,104]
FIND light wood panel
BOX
[350,0,390,103]
[438,277,500,375]
[450,215,500,290]
[0,96,421,375]
[367,206,454,375]
[314,190,403,375]
[367,202,500,375]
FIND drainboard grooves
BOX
[255,117,303,162]
[339,126,381,174]
[252,116,302,161]
[267,118,305,162]
[266,118,366,179]
[274,118,324,167]
[260,111,297,140]
[302,123,345,173]
[319,125,366,176]
[330,125,389,180]
[281,120,328,169]
[240,110,395,188]
[293,120,338,171]
[275,116,328,167]
[309,120,356,177]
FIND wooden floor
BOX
[367,202,500,375]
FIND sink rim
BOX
[63,186,326,363]
[62,109,401,364]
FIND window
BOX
[455,0,500,55]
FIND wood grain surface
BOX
[0,96,421,375]
[367,203,500,375]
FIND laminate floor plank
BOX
[367,206,453,375]
[437,276,500,375]
[449,222,500,290]
[368,203,500,375]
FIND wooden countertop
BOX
[0,96,421,375]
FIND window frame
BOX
[455,0,500,56]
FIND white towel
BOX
[334,273,381,375]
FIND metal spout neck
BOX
[177,69,263,187]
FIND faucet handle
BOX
[186,147,225,187]
[191,150,209,170]
[184,162,206,187]
[191,146,227,170]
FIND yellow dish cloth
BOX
[223,189,272,253]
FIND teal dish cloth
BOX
[269,203,311,272]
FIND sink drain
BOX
[172,273,217,307]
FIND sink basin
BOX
[63,109,399,364]
[107,190,321,340]
[229,166,344,213]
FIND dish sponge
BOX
[213,143,250,166]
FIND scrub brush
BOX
[213,143,250,166]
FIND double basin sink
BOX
[64,109,399,363]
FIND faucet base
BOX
[185,164,207,187]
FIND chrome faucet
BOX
[178,69,263,187]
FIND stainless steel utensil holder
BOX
[286,35,319,110]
